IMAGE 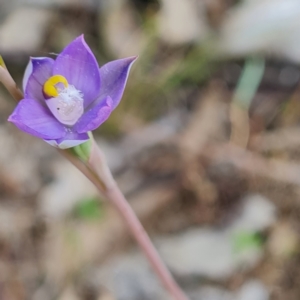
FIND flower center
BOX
[43,75,84,126]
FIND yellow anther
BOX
[43,75,68,98]
[0,55,7,69]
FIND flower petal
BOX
[24,57,54,101]
[8,98,66,140]
[22,59,33,92]
[45,132,89,149]
[74,97,113,133]
[53,35,101,107]
[97,56,137,109]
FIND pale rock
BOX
[226,194,277,235]
[267,222,299,260]
[189,286,233,300]
[219,0,300,63]
[32,285,52,300]
[58,287,80,300]
[156,194,276,280]
[98,292,115,300]
[99,0,146,58]
[157,228,263,280]
[0,7,53,54]
[188,281,269,300]
[94,252,172,300]
[235,280,269,300]
[39,160,97,219]
[158,0,210,45]
[120,109,186,159]
[95,138,125,172]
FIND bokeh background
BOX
[1,0,300,299]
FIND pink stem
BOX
[86,141,189,300]
[63,147,188,299]
[103,186,189,300]
[61,148,188,299]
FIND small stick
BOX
[0,66,23,101]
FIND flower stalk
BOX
[60,137,189,300]
[86,138,189,300]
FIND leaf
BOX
[74,197,104,221]
[233,231,264,253]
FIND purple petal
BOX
[45,132,89,149]
[23,59,33,91]
[8,99,66,140]
[74,97,113,133]
[24,57,54,102]
[53,35,101,107]
[97,56,137,109]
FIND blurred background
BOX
[1,0,300,299]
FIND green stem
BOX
[233,57,265,109]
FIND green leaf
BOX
[232,57,265,110]
[233,231,264,253]
[74,197,104,221]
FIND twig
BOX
[205,143,300,187]
[0,66,23,101]
[179,83,227,161]
[251,127,300,153]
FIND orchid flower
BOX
[1,35,189,300]
[8,35,136,149]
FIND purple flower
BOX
[8,35,136,149]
